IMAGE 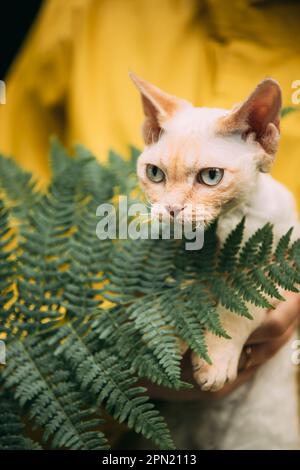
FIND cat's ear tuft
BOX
[129,72,189,145]
[217,79,282,171]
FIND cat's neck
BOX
[218,171,262,218]
[217,172,291,243]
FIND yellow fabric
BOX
[0,0,299,209]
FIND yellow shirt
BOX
[0,0,299,208]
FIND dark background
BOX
[0,1,43,78]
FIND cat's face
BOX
[131,73,281,226]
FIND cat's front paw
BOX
[191,347,240,392]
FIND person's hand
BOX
[142,292,300,402]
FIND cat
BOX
[130,72,300,449]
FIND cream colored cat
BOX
[130,72,299,392]
[130,74,299,448]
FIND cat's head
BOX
[130,73,281,225]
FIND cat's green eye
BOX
[146,164,165,183]
[198,168,224,186]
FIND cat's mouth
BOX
[154,211,214,230]
[146,201,221,230]
[180,208,218,227]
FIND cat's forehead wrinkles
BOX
[160,151,172,169]
[182,150,199,172]
[159,154,197,185]
[159,137,200,180]
[167,152,181,180]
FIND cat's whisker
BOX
[143,193,154,208]
[130,213,152,225]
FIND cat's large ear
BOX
[130,72,189,145]
[217,79,282,172]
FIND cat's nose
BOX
[166,205,184,218]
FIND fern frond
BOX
[281,107,298,118]
[92,308,185,388]
[218,218,245,272]
[0,200,16,335]
[0,155,39,220]
[0,390,42,450]
[2,338,108,450]
[49,322,175,449]
[250,268,285,301]
[210,277,251,319]
[238,223,274,268]
[107,147,139,196]
[127,295,182,386]
[290,239,300,271]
